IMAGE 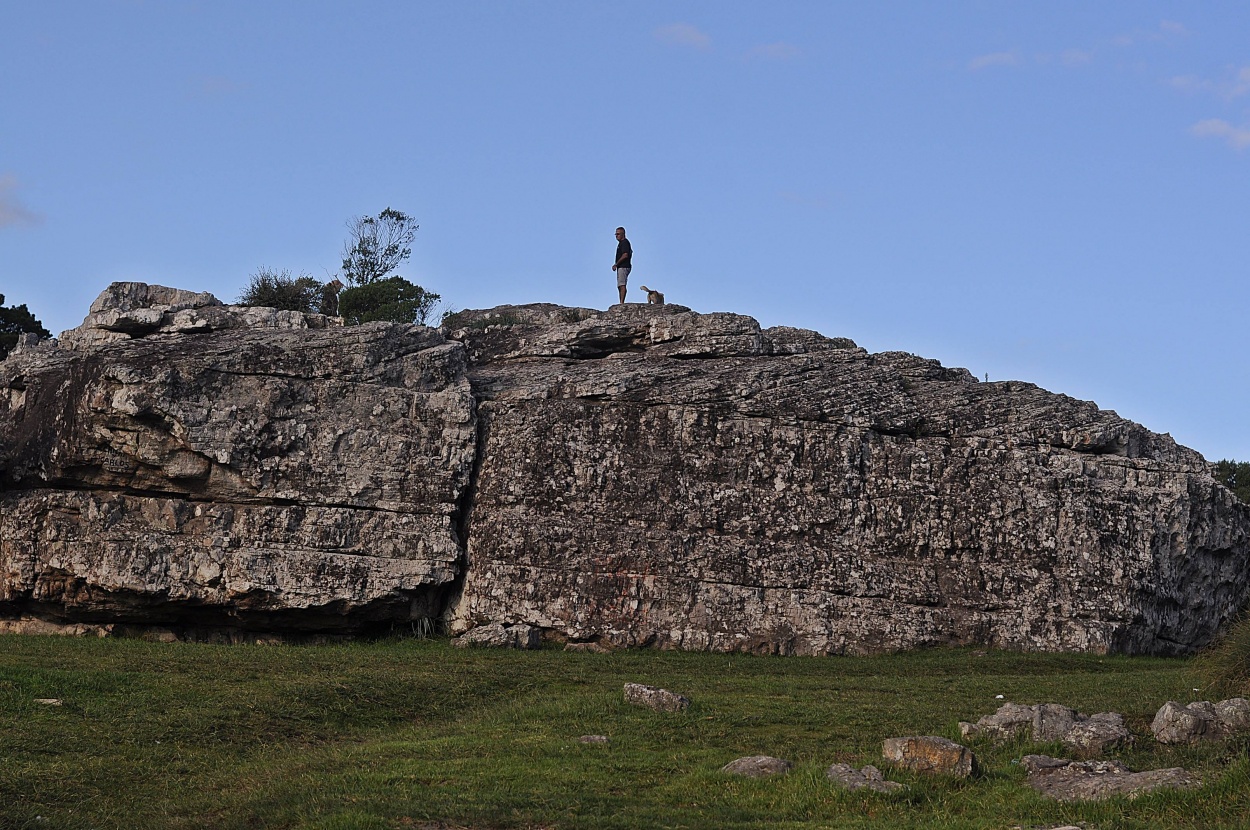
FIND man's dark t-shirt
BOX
[616,238,632,268]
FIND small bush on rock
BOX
[339,276,440,325]
[238,268,323,313]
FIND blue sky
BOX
[3,2,1248,460]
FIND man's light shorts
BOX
[616,267,630,288]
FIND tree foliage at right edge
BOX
[1214,459,1250,504]
[0,293,50,360]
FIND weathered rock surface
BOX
[959,702,1131,754]
[881,736,976,777]
[450,621,540,650]
[623,683,690,713]
[1020,754,1200,802]
[825,763,907,793]
[721,755,792,778]
[2,283,473,634]
[1151,698,1250,744]
[3,286,1249,651]
[444,304,1250,656]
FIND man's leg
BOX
[617,268,629,304]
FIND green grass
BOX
[1,636,1246,829]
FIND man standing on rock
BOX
[612,226,632,304]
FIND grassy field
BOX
[1,635,1247,830]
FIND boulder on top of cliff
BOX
[60,282,340,349]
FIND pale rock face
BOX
[446,304,1250,656]
[2,283,474,633]
[2,286,1249,650]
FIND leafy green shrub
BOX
[1193,611,1250,698]
[238,268,323,313]
[338,276,440,325]
[1215,459,1250,504]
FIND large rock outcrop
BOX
[1,284,474,632]
[1,284,1247,652]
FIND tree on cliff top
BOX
[336,207,440,325]
[0,293,50,360]
[341,207,417,287]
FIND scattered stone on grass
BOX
[623,683,690,712]
[721,755,793,778]
[450,622,541,650]
[1020,754,1200,802]
[959,702,1130,754]
[564,641,611,654]
[578,735,610,744]
[825,763,907,793]
[33,699,63,706]
[1151,698,1250,744]
[881,736,976,777]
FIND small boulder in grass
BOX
[1152,698,1250,744]
[882,736,976,778]
[825,763,907,793]
[623,682,690,712]
[451,622,541,650]
[579,735,610,744]
[1021,754,1201,802]
[721,755,792,778]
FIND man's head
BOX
[615,227,626,239]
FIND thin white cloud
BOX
[747,42,801,61]
[654,23,711,51]
[1230,66,1250,99]
[1114,19,1189,47]
[0,174,41,229]
[1169,66,1250,100]
[968,51,1021,71]
[1060,49,1094,67]
[1190,119,1250,150]
[1170,74,1211,94]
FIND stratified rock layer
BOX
[1,284,475,632]
[446,304,1250,656]
[2,287,1249,651]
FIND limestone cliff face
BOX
[1,284,474,631]
[2,284,1247,653]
